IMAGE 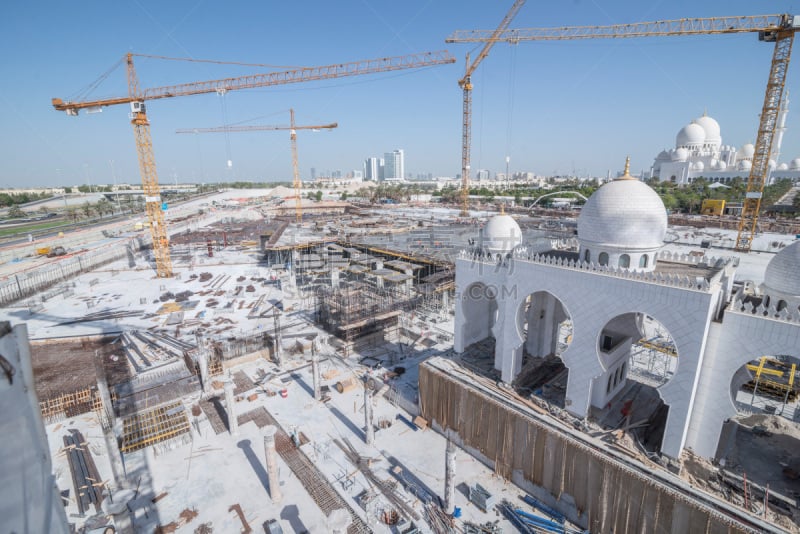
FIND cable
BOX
[132,53,306,70]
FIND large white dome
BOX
[693,114,721,146]
[577,162,667,250]
[763,241,800,297]
[676,123,706,148]
[739,143,755,160]
[482,214,522,254]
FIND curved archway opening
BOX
[460,282,499,352]
[513,291,573,407]
[716,354,800,512]
[593,313,678,454]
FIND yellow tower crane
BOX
[457,0,526,217]
[52,51,455,277]
[176,110,337,224]
[447,14,800,251]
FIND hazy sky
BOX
[2,1,800,187]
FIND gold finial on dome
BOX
[617,156,635,180]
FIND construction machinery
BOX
[52,51,455,277]
[447,14,800,251]
[456,0,526,216]
[176,110,337,224]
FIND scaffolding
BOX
[316,282,417,356]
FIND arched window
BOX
[777,300,788,312]
[607,374,613,393]
[584,249,590,263]
[639,255,649,268]
[619,254,630,268]
[598,252,609,266]
[620,362,626,379]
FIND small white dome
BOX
[768,159,777,170]
[717,160,728,171]
[656,150,671,161]
[738,160,752,171]
[482,214,522,254]
[676,123,706,148]
[693,114,721,146]
[763,241,800,297]
[778,162,789,171]
[739,143,755,159]
[672,147,689,161]
[693,161,705,171]
[710,158,719,169]
[791,158,800,171]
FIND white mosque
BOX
[651,97,800,185]
[454,159,800,460]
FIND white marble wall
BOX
[456,254,718,458]
[685,309,800,458]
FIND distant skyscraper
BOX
[364,157,380,181]
[310,167,316,180]
[383,149,404,181]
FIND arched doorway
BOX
[460,282,499,351]
[712,354,800,514]
[594,312,678,453]
[513,291,573,407]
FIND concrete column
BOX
[331,268,340,289]
[263,426,282,503]
[311,350,321,401]
[444,436,457,514]
[364,384,375,445]
[441,289,450,318]
[224,379,238,436]
[194,332,209,393]
[327,509,351,534]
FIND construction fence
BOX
[418,362,755,534]
[0,237,147,307]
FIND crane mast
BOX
[53,50,455,277]
[457,0,526,216]
[447,14,800,251]
[290,109,302,224]
[127,55,173,277]
[176,114,338,225]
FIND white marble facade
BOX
[454,166,800,460]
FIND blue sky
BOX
[2,0,800,187]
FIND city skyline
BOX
[3,1,800,187]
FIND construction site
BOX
[0,182,797,533]
[4,4,800,534]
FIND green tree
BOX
[81,201,93,218]
[7,205,25,219]
[314,190,323,201]
[95,198,114,216]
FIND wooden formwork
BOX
[39,387,103,424]
[120,401,191,453]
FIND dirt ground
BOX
[30,336,124,398]
[681,413,800,531]
[727,414,800,499]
